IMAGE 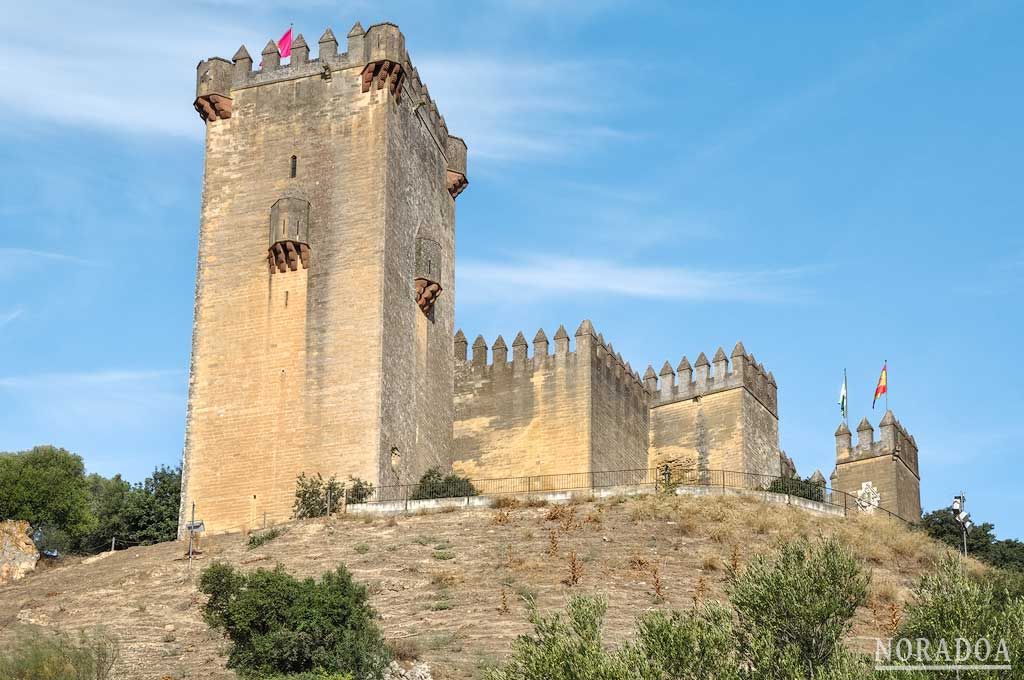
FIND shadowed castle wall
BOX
[181,23,466,535]
[589,335,650,473]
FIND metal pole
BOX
[111,536,116,553]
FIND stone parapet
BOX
[645,341,777,417]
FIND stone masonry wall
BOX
[646,343,781,479]
[830,413,921,522]
[589,333,650,474]
[452,328,592,482]
[181,22,465,535]
[452,322,649,484]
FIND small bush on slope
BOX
[292,473,345,519]
[884,556,1024,680]
[409,467,478,500]
[485,537,874,680]
[765,475,825,503]
[198,562,390,679]
[727,536,870,674]
[0,628,118,680]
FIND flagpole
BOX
[844,368,848,424]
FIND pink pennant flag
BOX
[277,27,293,58]
[259,27,293,67]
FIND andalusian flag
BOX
[838,370,848,419]
[872,361,888,409]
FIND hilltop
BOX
[0,493,967,679]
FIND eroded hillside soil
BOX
[0,493,963,679]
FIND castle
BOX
[179,21,921,536]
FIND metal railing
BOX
[352,466,913,524]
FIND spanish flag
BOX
[872,361,887,409]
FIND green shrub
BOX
[293,473,345,519]
[0,628,119,680]
[727,536,869,673]
[485,537,874,680]
[483,596,630,680]
[345,478,374,504]
[766,475,825,503]
[198,562,390,679]
[623,603,740,679]
[261,674,353,680]
[892,555,1024,674]
[248,526,286,549]
[353,542,370,555]
[409,467,478,500]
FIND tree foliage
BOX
[199,562,390,679]
[0,446,180,554]
[0,446,96,549]
[921,506,1024,572]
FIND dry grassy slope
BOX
[0,493,971,680]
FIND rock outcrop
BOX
[385,661,433,680]
[0,520,39,584]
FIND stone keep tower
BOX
[830,411,921,522]
[180,22,468,536]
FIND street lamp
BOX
[951,494,971,557]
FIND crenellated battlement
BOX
[834,411,919,479]
[194,21,467,197]
[645,341,778,416]
[454,321,649,402]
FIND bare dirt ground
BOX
[0,493,967,679]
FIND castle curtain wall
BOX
[452,337,593,482]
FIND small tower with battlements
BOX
[181,22,469,536]
[830,411,921,522]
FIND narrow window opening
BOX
[284,290,289,307]
[290,155,297,178]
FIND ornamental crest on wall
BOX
[856,481,881,514]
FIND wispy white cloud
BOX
[0,369,180,390]
[0,248,99,267]
[0,369,186,466]
[0,307,24,327]
[409,55,638,161]
[457,255,814,303]
[1,2,638,160]
[0,2,259,138]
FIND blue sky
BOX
[1,1,1021,537]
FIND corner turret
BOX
[830,411,921,522]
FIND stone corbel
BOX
[194,94,233,122]
[360,60,405,101]
[414,278,442,315]
[446,171,468,199]
[268,241,310,274]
